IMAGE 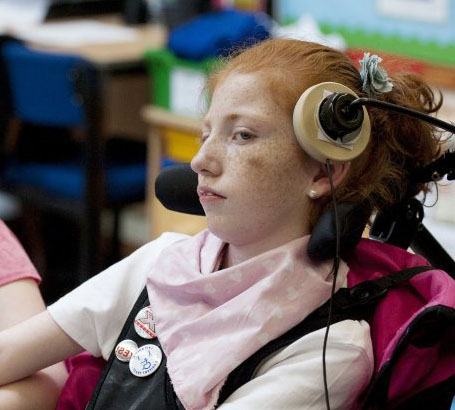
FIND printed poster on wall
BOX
[377,0,449,23]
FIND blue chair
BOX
[0,41,147,283]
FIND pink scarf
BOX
[147,230,348,410]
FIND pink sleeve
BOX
[0,219,41,286]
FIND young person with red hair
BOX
[0,39,448,410]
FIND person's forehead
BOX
[207,73,286,118]
[202,110,270,129]
[214,71,269,97]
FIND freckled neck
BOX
[222,229,311,269]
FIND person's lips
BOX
[197,186,226,202]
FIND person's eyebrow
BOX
[203,112,269,129]
[226,112,266,124]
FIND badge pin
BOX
[115,339,138,362]
[134,306,157,339]
[129,344,162,377]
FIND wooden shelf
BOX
[141,106,204,239]
[141,106,202,134]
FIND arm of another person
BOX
[0,219,80,410]
[218,320,374,410]
[0,284,83,410]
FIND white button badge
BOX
[115,339,138,362]
[134,306,157,339]
[129,344,162,377]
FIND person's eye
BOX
[233,131,254,142]
[200,133,210,144]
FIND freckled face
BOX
[191,72,316,247]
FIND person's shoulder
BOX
[257,320,372,375]
[0,218,9,236]
[291,319,371,353]
[129,232,191,260]
[252,320,373,404]
[108,232,192,274]
[0,219,41,285]
[78,232,191,286]
[0,218,21,247]
[259,320,372,374]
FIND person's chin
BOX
[206,220,249,244]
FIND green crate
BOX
[144,49,218,117]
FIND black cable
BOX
[350,98,455,134]
[423,183,439,208]
[322,159,341,410]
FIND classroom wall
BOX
[275,0,455,65]
[276,0,455,256]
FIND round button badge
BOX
[114,339,138,362]
[134,306,157,339]
[129,344,162,377]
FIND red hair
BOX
[208,39,442,227]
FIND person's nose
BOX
[191,135,223,177]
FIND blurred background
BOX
[0,0,453,303]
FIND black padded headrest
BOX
[155,163,203,216]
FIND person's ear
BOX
[307,162,350,199]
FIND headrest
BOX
[155,163,203,216]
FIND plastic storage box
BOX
[144,48,217,118]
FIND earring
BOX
[309,189,318,199]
